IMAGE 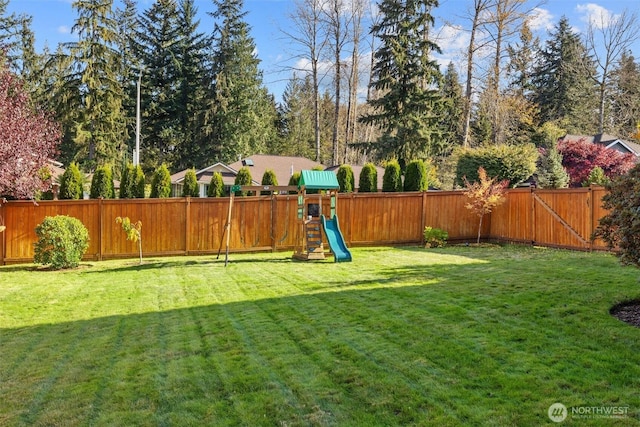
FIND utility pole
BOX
[134,70,141,166]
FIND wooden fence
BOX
[0,186,610,264]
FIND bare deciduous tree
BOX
[282,0,329,162]
[584,8,640,134]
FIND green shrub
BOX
[132,165,146,198]
[119,163,133,199]
[337,165,355,193]
[582,166,610,187]
[383,159,402,192]
[182,168,199,197]
[208,172,225,197]
[234,166,253,196]
[288,172,301,194]
[150,164,171,198]
[423,227,448,248]
[403,159,428,191]
[358,163,378,193]
[33,215,89,269]
[261,169,278,195]
[455,144,538,187]
[595,163,640,266]
[59,162,84,200]
[90,165,115,199]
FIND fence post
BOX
[185,197,191,256]
[530,186,536,245]
[421,191,427,245]
[98,198,103,261]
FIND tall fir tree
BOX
[439,62,464,154]
[172,0,210,170]
[531,16,598,133]
[277,74,316,159]
[67,0,127,170]
[359,0,444,164]
[207,0,277,163]
[133,0,182,173]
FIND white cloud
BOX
[57,25,70,34]
[528,7,554,32]
[576,3,616,29]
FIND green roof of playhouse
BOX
[299,170,340,190]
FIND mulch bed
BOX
[610,300,640,328]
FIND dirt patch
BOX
[610,300,640,328]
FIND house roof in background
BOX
[228,155,324,186]
[561,133,640,156]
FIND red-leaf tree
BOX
[557,138,635,187]
[0,64,60,199]
[464,167,509,244]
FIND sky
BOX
[6,0,640,103]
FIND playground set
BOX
[219,170,352,266]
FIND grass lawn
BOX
[1,245,640,426]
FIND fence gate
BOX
[532,189,593,250]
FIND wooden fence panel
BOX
[340,193,424,245]
[491,189,533,243]
[422,191,482,241]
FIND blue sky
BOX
[6,0,640,102]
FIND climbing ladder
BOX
[305,220,325,259]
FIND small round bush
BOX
[288,171,301,194]
[261,169,278,195]
[34,215,90,269]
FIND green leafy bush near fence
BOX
[33,215,89,269]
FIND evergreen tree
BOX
[234,166,253,196]
[360,0,443,164]
[536,146,569,189]
[403,159,428,191]
[132,164,146,198]
[172,0,210,170]
[119,163,133,199]
[531,17,597,133]
[439,62,465,153]
[277,74,316,159]
[207,0,277,163]
[182,168,199,197]
[67,0,126,170]
[59,162,84,200]
[207,171,225,197]
[150,163,172,198]
[114,0,139,161]
[336,165,355,193]
[382,159,402,192]
[260,169,278,195]
[133,0,182,172]
[90,165,115,198]
[358,163,378,193]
